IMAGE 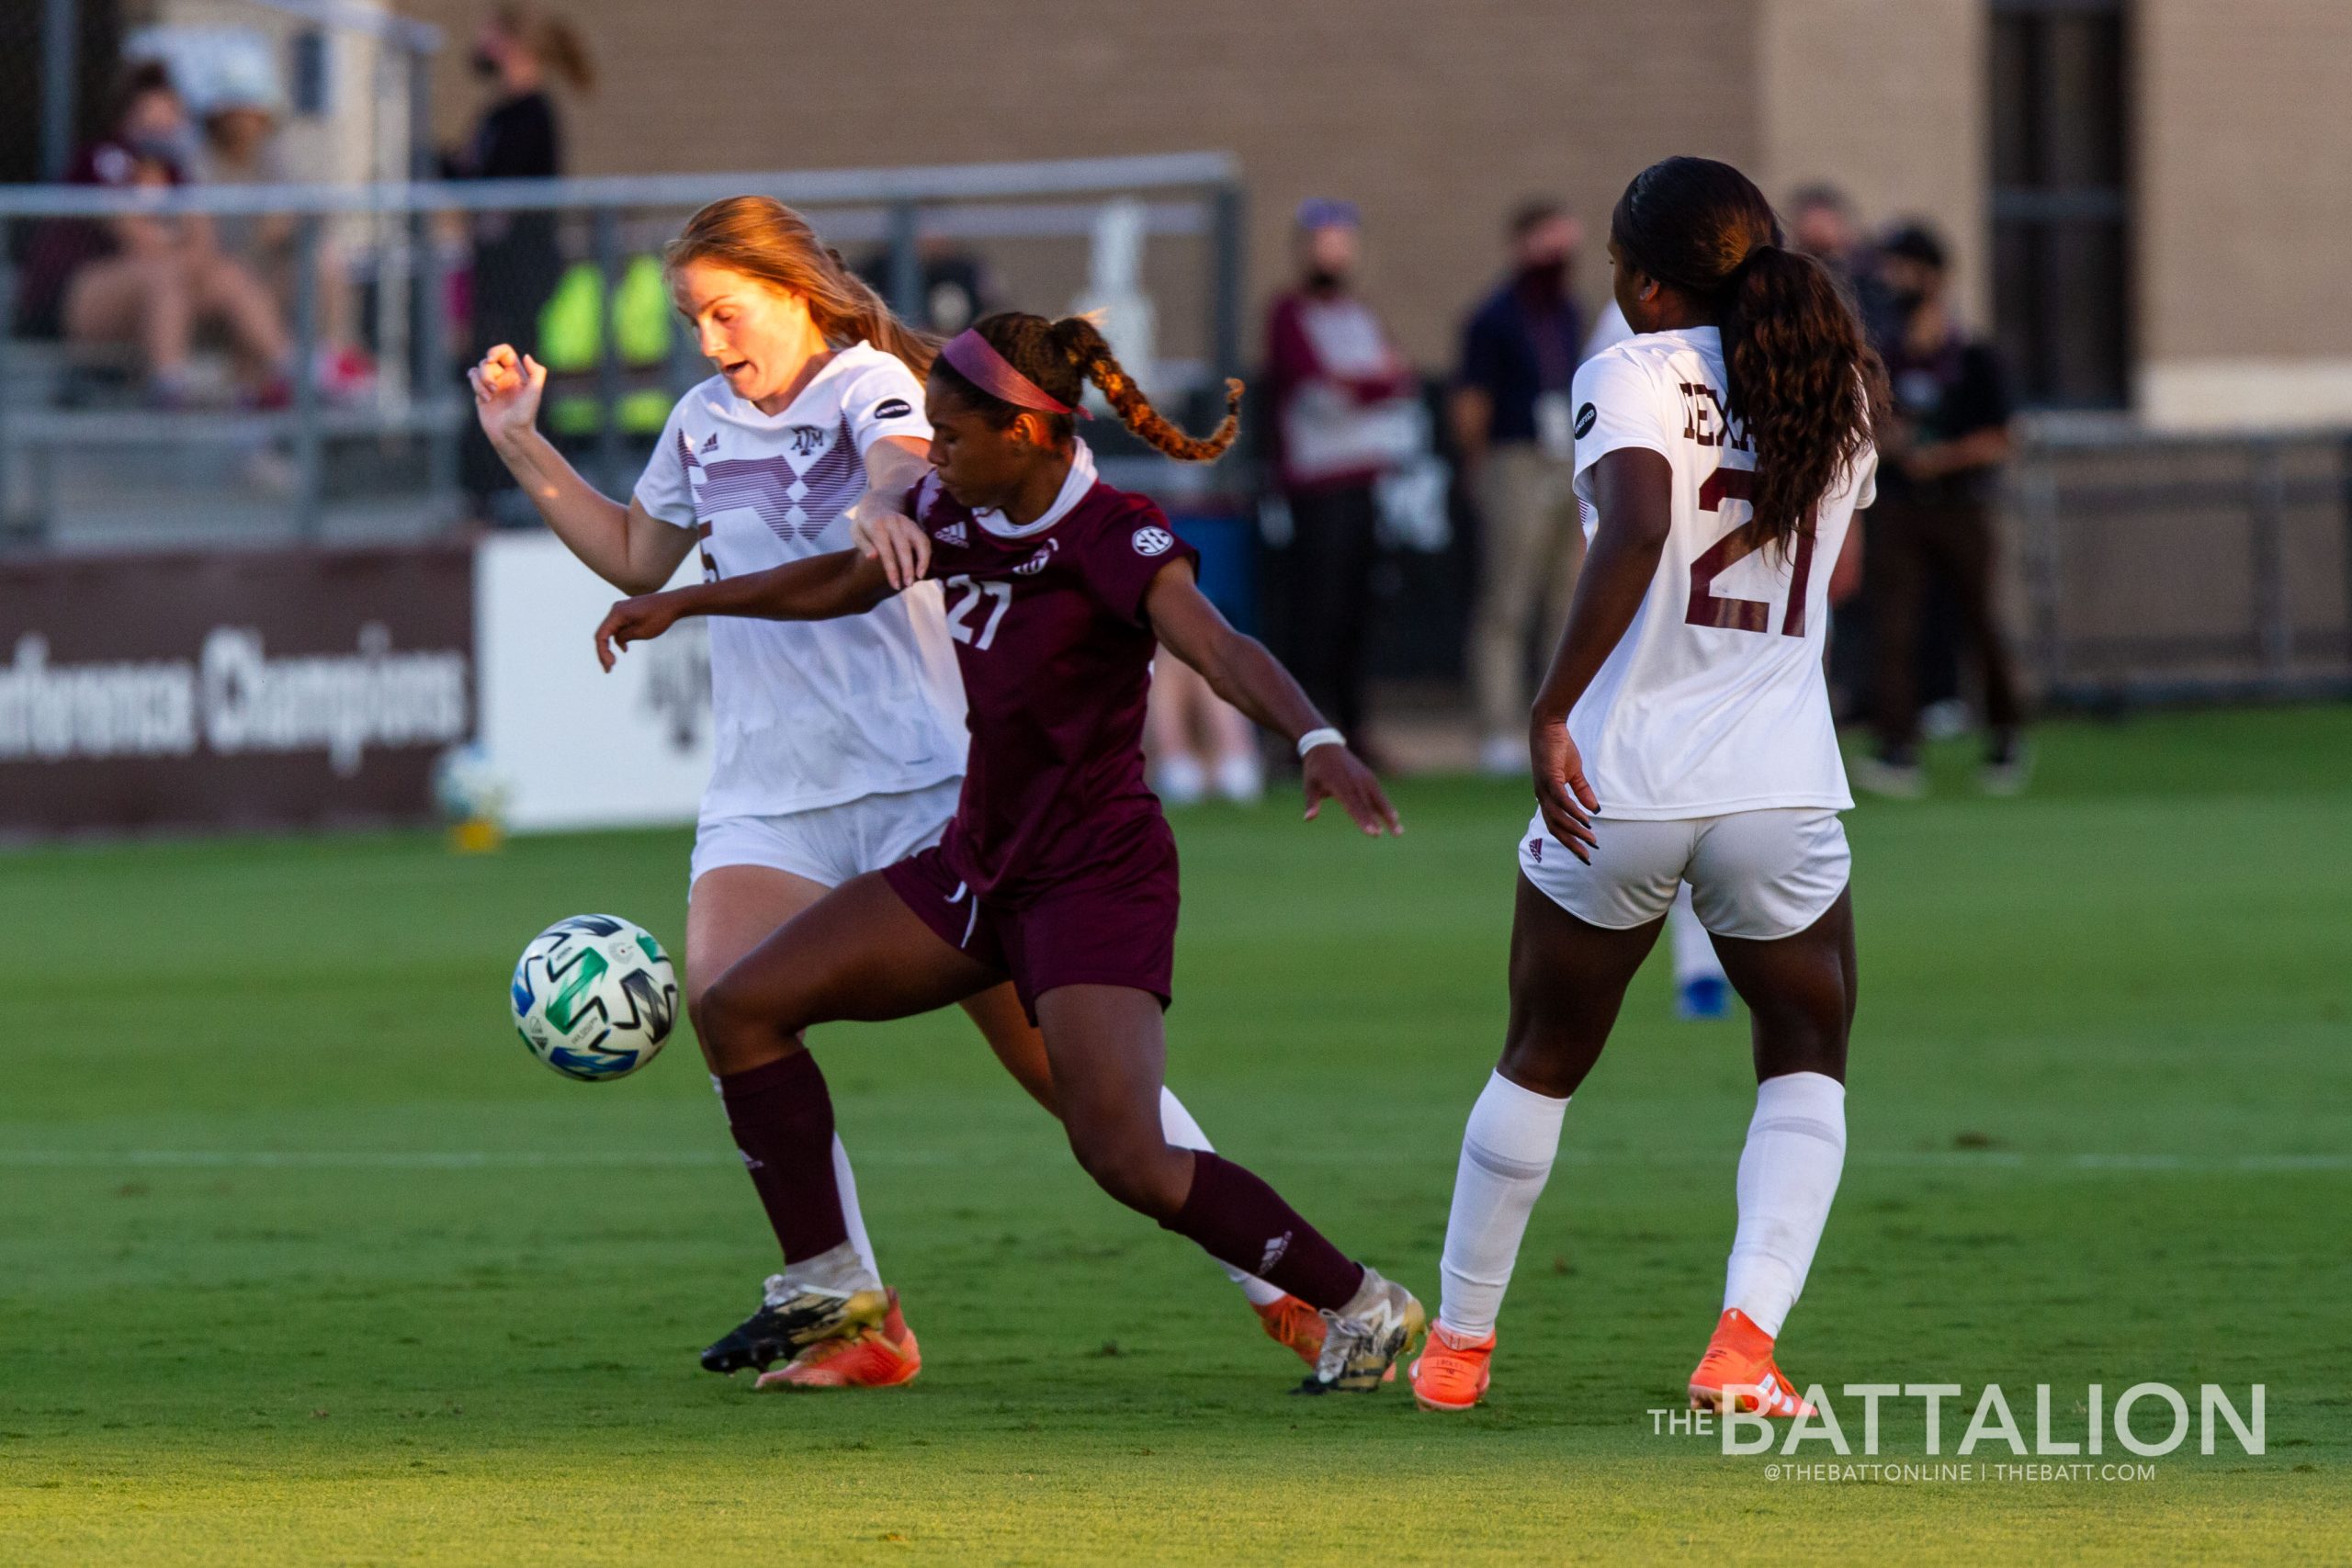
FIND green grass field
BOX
[4,707,2348,1565]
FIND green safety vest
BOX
[538,254,675,435]
[537,254,673,370]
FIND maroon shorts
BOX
[882,833,1180,1023]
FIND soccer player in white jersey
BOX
[1409,158,1883,1416]
[469,197,1315,1390]
[1589,298,1734,1022]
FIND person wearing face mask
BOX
[445,5,595,515]
[1853,221,2028,798]
[1261,199,1420,761]
[1453,200,1589,776]
[17,60,295,409]
[1787,184,1900,355]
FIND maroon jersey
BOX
[908,458,1199,902]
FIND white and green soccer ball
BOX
[510,914,679,1081]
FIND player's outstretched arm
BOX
[594,551,897,670]
[1144,563,1401,837]
[1527,446,1673,860]
[844,436,933,592]
[469,344,695,593]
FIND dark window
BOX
[2,0,126,186]
[1989,0,2132,409]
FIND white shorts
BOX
[691,778,963,891]
[1517,807,1849,941]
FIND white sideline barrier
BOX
[474,533,711,831]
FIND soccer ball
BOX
[510,914,679,1081]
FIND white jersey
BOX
[634,344,967,820]
[1566,324,1875,818]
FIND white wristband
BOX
[1295,727,1345,759]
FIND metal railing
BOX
[0,152,1246,546]
[2007,420,2352,705]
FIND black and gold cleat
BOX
[700,1278,889,1375]
[1293,1266,1426,1394]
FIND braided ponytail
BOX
[1049,317,1241,463]
[930,311,1241,464]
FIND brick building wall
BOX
[406,0,1756,367]
[399,0,2351,426]
[1758,0,1988,326]
[2135,0,2352,427]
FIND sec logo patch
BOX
[1573,402,1597,439]
[1132,526,1174,557]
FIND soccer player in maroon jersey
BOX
[594,311,1425,1393]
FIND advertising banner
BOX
[0,546,472,835]
[473,533,710,831]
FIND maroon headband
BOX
[939,329,1090,419]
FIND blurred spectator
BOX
[191,57,374,400]
[1453,200,1587,774]
[1788,185,1888,719]
[187,60,286,263]
[859,235,999,334]
[917,240,992,334]
[17,61,295,407]
[1855,222,2030,797]
[446,5,594,510]
[1788,183,1899,352]
[1262,198,1419,755]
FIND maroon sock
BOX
[1162,1151,1366,1311]
[717,1051,848,1264]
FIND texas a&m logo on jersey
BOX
[787,424,830,456]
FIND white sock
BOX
[1436,1071,1569,1339]
[831,1134,882,1285]
[1722,1071,1847,1338]
[774,1239,880,1296]
[1669,885,1725,987]
[1159,1086,1284,1307]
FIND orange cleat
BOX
[755,1290,922,1391]
[1253,1293,1328,1369]
[1687,1308,1815,1416]
[1408,1322,1495,1412]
